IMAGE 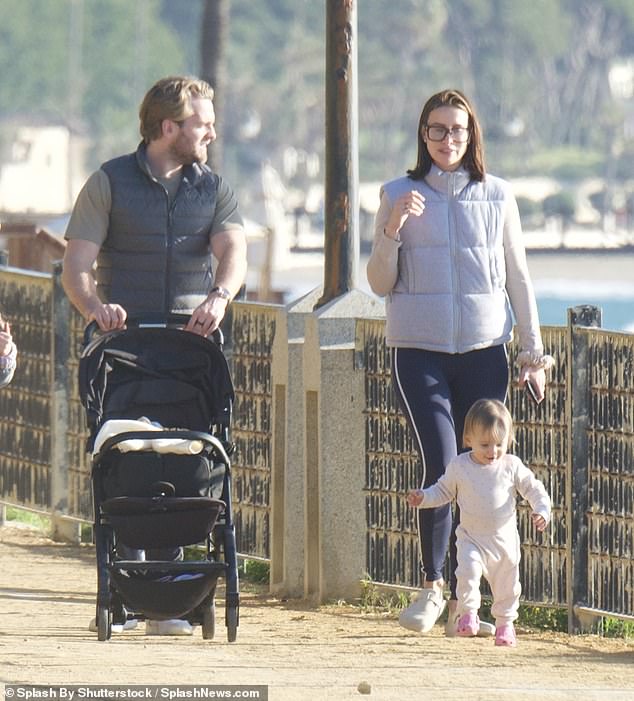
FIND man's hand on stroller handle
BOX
[90,302,128,331]
[185,295,229,337]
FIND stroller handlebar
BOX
[82,315,224,348]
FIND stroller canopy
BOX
[79,326,234,442]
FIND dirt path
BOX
[1,523,633,701]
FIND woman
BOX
[366,89,552,636]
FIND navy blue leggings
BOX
[392,345,508,598]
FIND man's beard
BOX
[170,138,208,165]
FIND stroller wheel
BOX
[202,602,215,640]
[226,606,238,643]
[97,605,111,641]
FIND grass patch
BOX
[600,617,634,639]
[240,558,270,584]
[182,547,270,585]
[359,577,410,615]
[357,579,634,638]
[80,523,93,543]
[183,544,207,561]
[5,505,51,531]
[5,506,94,543]
[517,604,567,631]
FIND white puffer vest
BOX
[383,168,514,353]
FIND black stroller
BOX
[79,315,239,642]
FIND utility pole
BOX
[315,0,359,309]
[200,0,231,172]
[67,0,84,208]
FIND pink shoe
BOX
[456,612,480,637]
[495,623,517,647]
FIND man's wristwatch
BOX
[210,285,231,301]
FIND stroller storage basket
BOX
[103,496,225,549]
[110,567,220,620]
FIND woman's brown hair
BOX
[407,89,485,182]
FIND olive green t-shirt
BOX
[65,168,243,246]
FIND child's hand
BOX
[531,513,547,532]
[0,317,12,356]
[407,489,424,508]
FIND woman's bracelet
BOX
[516,350,555,370]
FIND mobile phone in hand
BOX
[525,380,539,404]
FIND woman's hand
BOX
[519,366,546,403]
[384,190,425,239]
[407,488,424,508]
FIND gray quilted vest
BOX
[97,144,218,316]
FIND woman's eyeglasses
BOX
[425,125,470,143]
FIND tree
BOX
[543,191,576,235]
[0,0,188,170]
[79,0,187,165]
[1,0,634,196]
[224,0,325,171]
[357,0,451,179]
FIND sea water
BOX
[533,280,634,333]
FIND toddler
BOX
[407,398,550,646]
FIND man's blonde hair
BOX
[139,76,215,143]
[463,398,514,447]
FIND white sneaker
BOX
[445,611,496,638]
[398,589,446,633]
[145,619,193,636]
[88,617,138,633]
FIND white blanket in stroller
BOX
[93,418,205,456]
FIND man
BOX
[63,75,247,337]
[62,76,247,636]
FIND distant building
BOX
[0,122,86,216]
[609,57,634,140]
[0,222,65,273]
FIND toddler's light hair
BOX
[462,398,514,448]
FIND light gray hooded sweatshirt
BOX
[367,167,543,355]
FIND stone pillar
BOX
[303,311,322,599]
[50,263,81,543]
[269,305,288,590]
[275,287,385,601]
[272,287,323,597]
[303,289,384,601]
[567,304,601,633]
